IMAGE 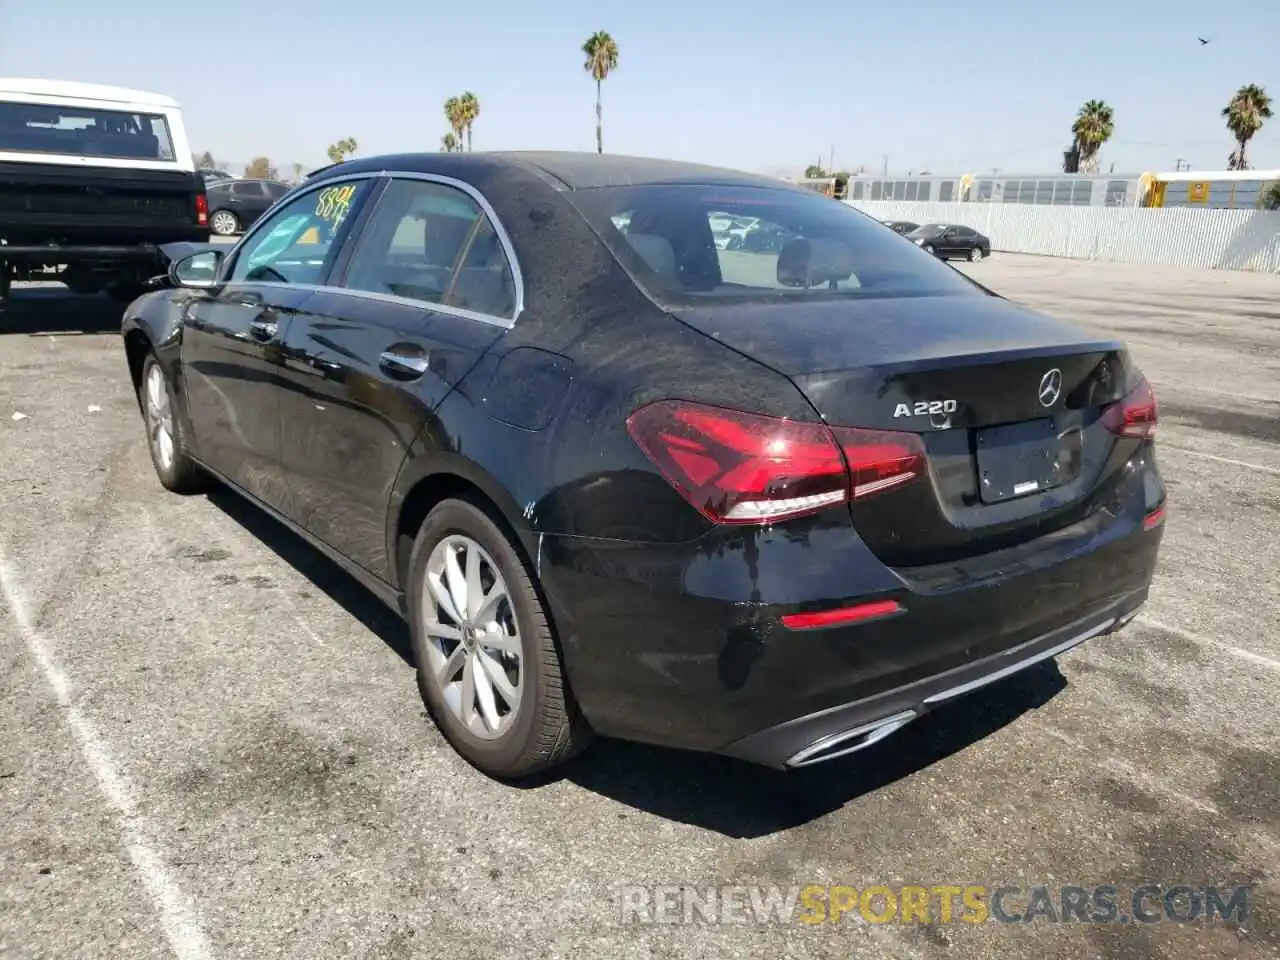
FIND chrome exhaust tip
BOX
[785,710,918,768]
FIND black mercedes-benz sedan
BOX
[121,151,1166,780]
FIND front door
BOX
[180,175,378,510]
[275,175,518,580]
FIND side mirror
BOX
[169,249,222,288]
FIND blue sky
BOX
[1,0,1276,176]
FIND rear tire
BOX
[969,247,984,263]
[209,209,240,237]
[406,498,590,779]
[139,353,207,494]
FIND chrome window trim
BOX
[214,168,524,329]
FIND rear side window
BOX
[341,178,518,319]
[569,183,981,306]
[0,101,176,161]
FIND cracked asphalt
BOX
[1,254,1277,960]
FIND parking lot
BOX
[1,252,1277,959]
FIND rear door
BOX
[955,226,980,255]
[229,180,274,227]
[274,174,517,580]
[181,176,377,510]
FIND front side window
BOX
[0,101,175,161]
[341,178,518,319]
[228,179,369,284]
[568,184,981,306]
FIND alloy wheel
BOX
[422,534,524,740]
[144,363,175,471]
[210,211,238,236]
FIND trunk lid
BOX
[671,294,1145,567]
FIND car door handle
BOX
[379,350,429,380]
[249,318,278,341]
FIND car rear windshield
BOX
[567,183,983,306]
[0,101,177,161]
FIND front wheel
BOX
[924,244,936,256]
[406,498,590,779]
[209,209,240,237]
[969,247,984,263]
[139,353,207,493]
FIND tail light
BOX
[195,193,208,227]
[1102,376,1157,439]
[625,400,926,525]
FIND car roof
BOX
[487,151,790,190]
[311,151,798,192]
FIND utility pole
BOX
[829,144,835,173]
[881,155,888,177]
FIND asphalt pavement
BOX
[0,254,1277,960]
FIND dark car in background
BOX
[206,177,291,236]
[906,222,992,262]
[884,220,918,235]
[121,151,1164,780]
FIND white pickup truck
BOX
[0,78,210,309]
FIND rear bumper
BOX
[0,232,209,263]
[721,598,1142,768]
[538,447,1165,766]
[2,243,162,258]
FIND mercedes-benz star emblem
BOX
[1038,368,1063,408]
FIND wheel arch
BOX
[122,298,194,427]
[209,207,239,234]
[387,454,588,711]
[387,452,539,596]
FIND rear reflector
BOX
[626,400,926,525]
[1143,505,1166,530]
[1102,376,1157,439]
[781,599,903,631]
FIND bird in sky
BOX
[1198,37,1210,44]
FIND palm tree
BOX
[582,31,619,154]
[458,92,480,151]
[1222,84,1273,170]
[444,97,466,153]
[441,133,459,153]
[326,137,358,163]
[1071,100,1115,175]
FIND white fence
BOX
[846,200,1280,273]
